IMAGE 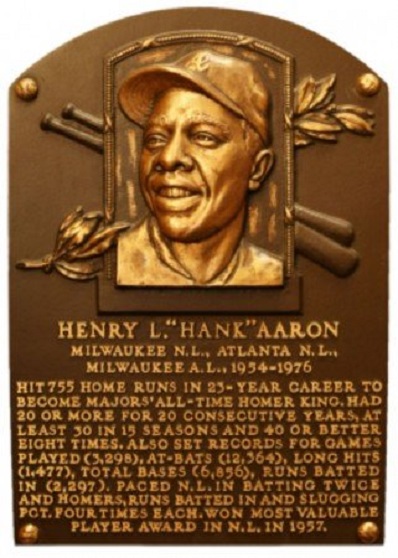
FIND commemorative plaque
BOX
[10,8,388,545]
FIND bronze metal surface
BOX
[356,73,381,97]
[17,523,39,544]
[9,8,388,545]
[357,521,380,544]
[14,77,39,101]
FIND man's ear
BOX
[248,149,274,191]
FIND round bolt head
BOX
[18,523,39,544]
[15,77,39,101]
[357,521,380,544]
[356,73,381,97]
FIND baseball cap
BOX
[118,49,270,144]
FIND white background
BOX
[1,1,397,556]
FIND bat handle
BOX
[62,103,105,133]
[295,222,359,277]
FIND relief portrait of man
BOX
[116,49,284,287]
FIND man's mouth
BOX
[150,184,202,213]
[157,186,200,199]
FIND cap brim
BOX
[118,64,246,127]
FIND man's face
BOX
[139,88,262,243]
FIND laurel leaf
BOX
[55,260,99,281]
[331,104,374,117]
[334,112,374,135]
[294,130,313,147]
[294,76,316,115]
[67,218,102,247]
[308,74,336,110]
[66,223,130,259]
[58,206,83,234]
[60,212,102,242]
[292,73,376,148]
[55,212,103,258]
[299,130,338,142]
[55,207,83,253]
[313,91,335,111]
[296,112,342,134]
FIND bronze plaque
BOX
[10,8,388,545]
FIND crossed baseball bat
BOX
[41,104,359,278]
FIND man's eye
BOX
[144,134,167,149]
[191,132,221,147]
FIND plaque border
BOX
[103,31,295,282]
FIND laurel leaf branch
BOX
[292,75,375,147]
[16,207,130,281]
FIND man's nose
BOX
[155,133,193,172]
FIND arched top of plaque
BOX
[12,8,387,313]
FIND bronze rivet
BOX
[356,73,381,97]
[18,523,39,544]
[357,521,379,544]
[15,77,39,101]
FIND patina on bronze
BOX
[10,8,388,545]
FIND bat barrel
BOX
[41,114,104,153]
[295,204,355,246]
[295,222,359,277]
